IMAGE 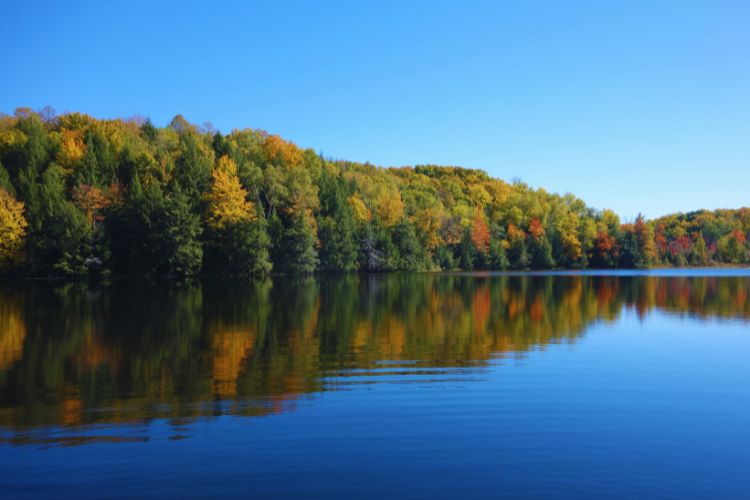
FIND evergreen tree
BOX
[435,246,456,270]
[27,165,91,276]
[0,161,15,195]
[203,218,271,276]
[107,179,202,276]
[459,229,476,269]
[171,130,213,208]
[359,220,398,271]
[529,235,555,269]
[489,238,509,270]
[273,209,318,274]
[317,169,358,271]
[393,218,426,270]
[619,215,656,268]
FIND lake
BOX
[1,270,749,498]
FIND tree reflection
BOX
[0,274,748,441]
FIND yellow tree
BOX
[205,156,255,229]
[262,134,303,165]
[375,185,404,227]
[348,193,371,224]
[414,207,444,252]
[56,129,85,174]
[0,188,27,268]
[557,211,583,266]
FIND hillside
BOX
[0,108,747,276]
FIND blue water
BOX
[1,273,749,498]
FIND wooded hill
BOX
[0,108,747,276]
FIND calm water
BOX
[1,270,749,498]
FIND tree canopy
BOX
[0,108,747,276]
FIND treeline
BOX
[0,108,748,276]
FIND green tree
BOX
[27,165,91,276]
[0,161,14,194]
[528,220,555,269]
[717,230,746,264]
[317,169,358,271]
[170,124,213,207]
[107,178,202,276]
[393,218,427,270]
[458,228,476,269]
[507,224,529,269]
[204,218,271,276]
[619,215,656,268]
[489,237,509,270]
[272,210,318,274]
[689,233,709,265]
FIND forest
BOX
[0,107,748,277]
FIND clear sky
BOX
[2,0,748,219]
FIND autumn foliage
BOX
[205,156,255,229]
[471,206,490,253]
[0,107,747,276]
[0,188,27,268]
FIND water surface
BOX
[1,271,749,498]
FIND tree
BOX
[71,184,109,228]
[471,206,490,254]
[358,220,398,271]
[556,212,584,267]
[717,229,746,264]
[171,129,213,206]
[272,209,318,274]
[0,162,15,195]
[619,215,656,268]
[204,156,254,229]
[435,245,457,270]
[690,233,709,266]
[203,217,271,276]
[591,232,620,268]
[202,156,270,275]
[317,169,358,271]
[507,224,528,269]
[150,189,203,276]
[393,218,427,270]
[72,130,116,187]
[358,222,382,271]
[27,165,92,276]
[459,228,476,269]
[0,188,27,270]
[489,237,509,270]
[528,219,555,269]
[107,179,202,276]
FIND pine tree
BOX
[489,238,509,270]
[274,209,318,274]
[27,165,91,275]
[393,218,426,270]
[317,170,358,271]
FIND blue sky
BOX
[2,0,748,219]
